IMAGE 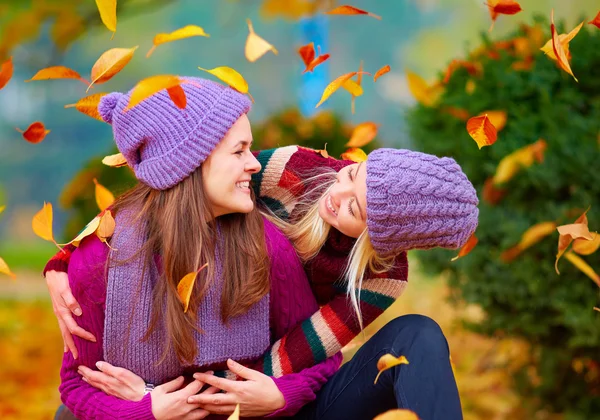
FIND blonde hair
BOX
[263,171,395,328]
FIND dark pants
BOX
[56,315,462,420]
[294,315,463,420]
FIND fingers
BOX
[96,361,126,379]
[184,409,211,420]
[61,288,82,316]
[187,392,235,406]
[79,365,113,385]
[158,376,185,393]
[179,378,205,396]
[192,373,236,393]
[201,404,237,415]
[200,386,220,395]
[62,312,96,342]
[227,358,261,381]
[57,317,78,359]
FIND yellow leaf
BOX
[478,110,507,132]
[316,71,370,108]
[0,205,5,214]
[97,210,116,243]
[501,222,556,262]
[548,10,579,82]
[198,66,249,94]
[451,233,478,261]
[594,307,600,312]
[126,75,184,110]
[341,79,363,97]
[374,64,391,82]
[102,152,128,167]
[406,71,443,107]
[88,46,138,91]
[147,25,210,58]
[324,5,381,20]
[556,207,591,274]
[374,354,409,384]
[0,257,16,279]
[32,202,58,248]
[245,19,278,63]
[573,233,600,256]
[540,20,584,60]
[95,0,117,34]
[341,147,367,162]
[93,178,115,211]
[493,139,547,185]
[556,223,594,241]
[64,93,108,122]
[351,60,364,115]
[177,263,208,313]
[69,216,101,247]
[345,122,378,147]
[374,409,420,420]
[26,65,89,86]
[565,252,600,287]
[466,115,497,149]
[227,404,240,420]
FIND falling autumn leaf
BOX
[345,122,378,147]
[316,71,370,108]
[97,210,116,244]
[373,65,390,82]
[177,263,209,313]
[478,110,507,132]
[555,207,591,274]
[451,233,478,261]
[146,25,210,58]
[549,10,579,82]
[16,122,50,144]
[26,66,89,86]
[374,409,420,420]
[487,0,522,31]
[93,178,115,212]
[64,93,108,121]
[0,257,16,279]
[0,56,13,90]
[442,107,470,121]
[351,60,364,115]
[68,215,102,247]
[95,0,117,35]
[406,71,444,107]
[565,252,600,287]
[102,152,128,167]
[0,205,5,215]
[324,5,381,20]
[341,79,363,97]
[341,147,368,162]
[126,75,185,110]
[32,202,59,249]
[227,404,240,420]
[198,66,249,94]
[541,20,584,61]
[501,222,556,262]
[572,233,600,256]
[492,139,547,185]
[298,42,315,67]
[466,115,497,149]
[245,19,278,63]
[374,354,409,384]
[443,59,481,84]
[88,46,138,92]
[304,53,330,73]
[483,177,507,205]
[589,11,600,29]
[594,307,600,312]
[167,85,187,109]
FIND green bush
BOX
[407,16,600,418]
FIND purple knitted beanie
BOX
[97,77,252,190]
[366,148,479,257]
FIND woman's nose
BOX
[246,153,262,173]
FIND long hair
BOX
[265,170,394,328]
[109,167,270,364]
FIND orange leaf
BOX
[555,207,591,274]
[298,42,315,67]
[589,11,600,29]
[315,71,370,108]
[594,307,600,312]
[374,409,420,420]
[95,0,117,34]
[500,222,556,262]
[564,252,600,287]
[228,404,240,420]
[317,148,329,159]
[442,107,470,121]
[97,210,115,243]
[93,178,115,212]
[89,46,138,91]
[492,139,547,185]
[16,122,50,144]
[406,71,444,107]
[478,110,507,131]
[341,147,367,162]
[26,65,89,86]
[374,354,409,384]
[466,115,497,149]
[550,10,578,82]
[126,75,185,110]
[345,122,378,147]
[373,64,390,82]
[167,85,187,109]
[146,25,209,58]
[0,56,13,90]
[198,66,249,94]
[483,177,507,205]
[245,19,278,63]
[68,215,101,247]
[443,59,481,84]
[0,257,16,280]
[32,202,59,248]
[488,0,522,31]
[177,263,209,313]
[304,54,330,73]
[573,233,600,256]
[451,233,478,261]
[64,93,108,121]
[541,20,584,61]
[325,5,381,20]
[102,152,128,167]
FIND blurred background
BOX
[0,0,599,418]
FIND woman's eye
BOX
[347,167,353,181]
[348,199,355,217]
[235,150,244,155]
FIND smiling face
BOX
[318,162,368,238]
[201,114,261,217]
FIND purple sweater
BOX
[60,219,342,419]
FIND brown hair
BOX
[109,167,270,364]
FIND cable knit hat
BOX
[97,77,252,190]
[366,149,479,257]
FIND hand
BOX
[151,376,211,420]
[189,359,285,417]
[78,361,146,401]
[45,270,96,359]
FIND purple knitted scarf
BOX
[103,209,270,384]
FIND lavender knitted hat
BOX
[97,77,252,190]
[366,149,479,257]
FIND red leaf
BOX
[589,11,600,29]
[16,122,50,144]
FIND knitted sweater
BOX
[45,146,409,377]
[60,218,342,419]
